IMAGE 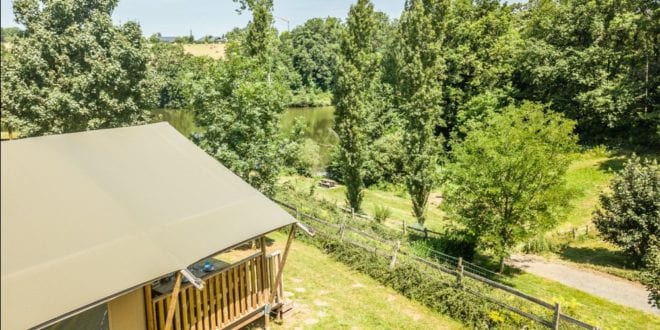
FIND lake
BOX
[281,106,337,169]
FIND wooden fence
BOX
[275,199,600,330]
[145,251,283,330]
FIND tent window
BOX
[43,304,109,330]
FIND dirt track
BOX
[508,254,660,315]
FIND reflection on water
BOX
[281,106,337,168]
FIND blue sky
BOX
[1,0,523,37]
[1,0,406,36]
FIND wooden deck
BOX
[145,251,283,330]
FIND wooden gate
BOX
[145,251,283,330]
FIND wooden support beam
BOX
[164,272,183,330]
[145,284,156,330]
[260,236,270,329]
[270,224,296,304]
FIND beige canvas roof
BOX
[1,123,296,330]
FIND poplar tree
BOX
[396,0,448,225]
[333,0,380,212]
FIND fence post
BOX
[585,224,589,235]
[390,240,401,270]
[424,228,428,239]
[572,227,577,239]
[457,257,464,288]
[339,215,346,241]
[402,220,407,236]
[552,303,561,330]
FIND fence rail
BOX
[274,198,600,330]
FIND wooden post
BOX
[144,284,155,330]
[424,228,428,239]
[164,272,183,330]
[339,215,346,241]
[260,236,270,329]
[457,257,464,287]
[585,224,589,235]
[572,227,577,239]
[390,240,401,270]
[552,303,561,330]
[402,220,407,236]
[270,224,296,303]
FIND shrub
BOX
[593,156,659,266]
[523,234,561,254]
[641,244,660,308]
[373,205,392,223]
[321,239,495,327]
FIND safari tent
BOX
[1,123,298,330]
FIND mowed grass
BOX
[504,273,660,329]
[266,231,464,329]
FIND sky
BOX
[1,0,409,37]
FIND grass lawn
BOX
[266,231,464,329]
[504,273,660,329]
[281,176,448,232]
[284,148,655,283]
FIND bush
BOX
[641,244,660,308]
[523,234,561,254]
[593,156,659,266]
[373,205,392,223]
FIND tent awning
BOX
[1,123,295,330]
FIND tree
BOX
[441,0,520,138]
[515,0,659,146]
[395,0,448,225]
[287,17,343,91]
[1,0,156,137]
[333,0,381,212]
[193,0,288,195]
[593,156,659,266]
[444,103,578,272]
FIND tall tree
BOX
[1,0,156,137]
[193,0,288,195]
[396,0,448,225]
[333,0,381,212]
[444,103,578,272]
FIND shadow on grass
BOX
[598,157,626,172]
[558,245,637,269]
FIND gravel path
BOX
[508,254,659,315]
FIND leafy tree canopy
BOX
[1,0,156,137]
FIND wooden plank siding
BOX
[146,251,283,330]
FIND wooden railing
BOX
[145,251,283,330]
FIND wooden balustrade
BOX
[145,251,283,330]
